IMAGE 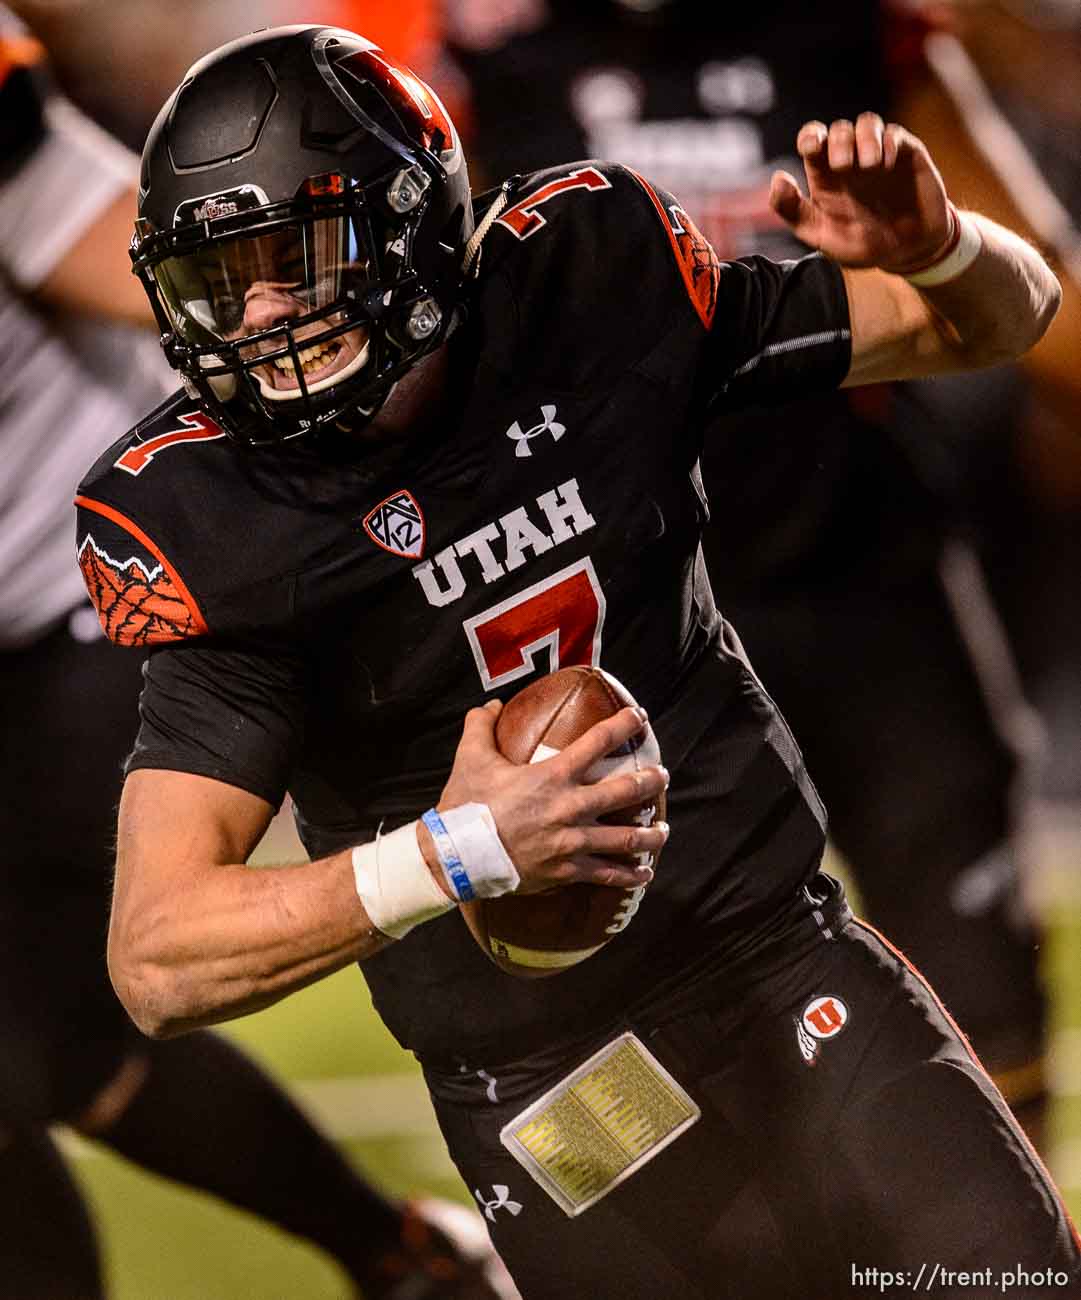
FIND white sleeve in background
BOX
[0,96,138,291]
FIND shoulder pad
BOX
[75,390,226,647]
[619,170,721,331]
[75,497,207,647]
[474,163,719,387]
[81,388,229,486]
[488,163,617,242]
[484,163,717,328]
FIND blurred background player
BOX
[0,7,514,1297]
[446,0,1081,1146]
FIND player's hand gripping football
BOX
[436,701,669,894]
[769,113,955,274]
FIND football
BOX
[460,666,665,978]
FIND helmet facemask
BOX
[134,164,451,446]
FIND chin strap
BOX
[461,177,518,280]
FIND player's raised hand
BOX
[438,700,669,893]
[769,113,956,274]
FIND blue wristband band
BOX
[421,808,475,902]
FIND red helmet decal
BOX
[335,48,461,170]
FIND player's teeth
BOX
[273,343,338,376]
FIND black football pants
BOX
[424,904,1080,1299]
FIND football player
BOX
[448,0,1078,1148]
[75,24,1080,1297]
[0,10,514,1298]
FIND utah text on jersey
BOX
[411,478,596,606]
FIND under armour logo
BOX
[477,1068,499,1103]
[474,1184,523,1222]
[505,404,566,458]
[796,1018,818,1065]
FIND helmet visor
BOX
[153,216,366,343]
[152,216,378,401]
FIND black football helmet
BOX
[132,25,473,444]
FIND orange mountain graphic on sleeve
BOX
[78,539,199,646]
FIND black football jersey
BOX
[76,163,848,1064]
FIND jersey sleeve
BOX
[75,496,208,647]
[479,162,725,392]
[615,169,851,407]
[705,253,853,409]
[127,640,307,809]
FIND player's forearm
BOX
[108,850,397,1038]
[911,212,1061,366]
[842,213,1061,387]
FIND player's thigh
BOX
[818,924,1079,1277]
[684,917,1078,1279]
[423,1030,833,1300]
[424,1000,842,1300]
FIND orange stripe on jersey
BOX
[0,33,45,89]
[627,170,720,331]
[850,917,1081,1253]
[74,495,209,642]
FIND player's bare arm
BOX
[109,705,667,1038]
[769,112,1062,385]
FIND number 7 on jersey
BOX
[463,558,606,691]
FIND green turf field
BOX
[63,829,1081,1299]
[69,966,459,1300]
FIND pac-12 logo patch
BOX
[363,489,426,558]
[796,995,849,1066]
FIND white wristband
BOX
[439,803,521,899]
[351,822,455,940]
[904,211,983,287]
